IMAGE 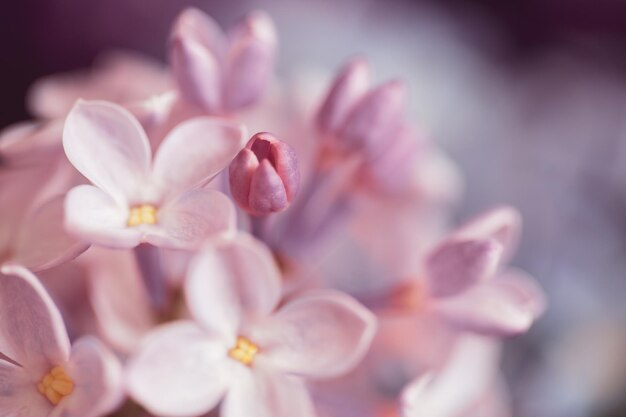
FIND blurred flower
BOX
[62,100,245,249]
[229,132,300,216]
[128,233,377,417]
[0,265,122,417]
[170,8,277,114]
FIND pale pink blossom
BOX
[27,51,171,120]
[127,233,377,417]
[170,8,277,114]
[413,206,546,336]
[401,336,509,417]
[0,265,123,417]
[62,100,246,249]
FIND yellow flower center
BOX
[128,204,158,227]
[37,366,74,405]
[228,336,259,366]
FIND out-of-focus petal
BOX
[223,11,277,111]
[63,100,151,202]
[252,291,377,379]
[401,336,500,417]
[170,8,226,60]
[454,207,521,264]
[87,248,154,354]
[425,239,503,298]
[433,271,545,336]
[12,195,88,272]
[221,365,316,417]
[146,188,236,249]
[338,80,406,155]
[127,321,230,417]
[64,185,142,248]
[0,265,70,374]
[0,360,52,416]
[152,118,246,197]
[317,58,370,135]
[186,233,282,343]
[58,337,123,417]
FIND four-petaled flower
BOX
[63,100,247,249]
[128,233,377,417]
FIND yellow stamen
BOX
[228,336,259,366]
[37,366,74,405]
[128,204,158,227]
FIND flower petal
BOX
[12,195,88,272]
[63,100,151,202]
[401,336,500,417]
[223,11,277,111]
[65,185,142,248]
[433,270,546,336]
[425,239,503,298]
[127,321,230,417]
[221,365,316,417]
[145,188,236,249]
[0,360,52,416]
[252,290,377,379]
[57,336,124,417]
[186,233,282,343]
[316,58,370,135]
[86,248,154,354]
[152,118,246,197]
[454,206,521,264]
[0,265,70,374]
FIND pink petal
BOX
[248,159,288,214]
[0,360,52,416]
[146,188,236,249]
[338,80,406,154]
[433,271,546,336]
[12,195,88,272]
[63,100,151,202]
[186,233,282,343]
[0,265,70,374]
[58,336,124,417]
[170,8,226,60]
[223,11,277,111]
[425,239,503,298]
[251,290,377,379]
[454,207,521,264]
[86,248,154,354]
[152,118,246,197]
[401,336,500,417]
[228,148,258,208]
[316,58,370,135]
[127,321,230,417]
[65,185,142,248]
[221,365,316,417]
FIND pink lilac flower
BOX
[0,265,122,417]
[170,8,277,115]
[127,233,377,417]
[401,336,508,417]
[398,206,546,336]
[62,100,246,249]
[229,132,300,216]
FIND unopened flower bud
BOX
[229,132,299,216]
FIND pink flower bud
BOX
[229,132,300,216]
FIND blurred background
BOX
[3,0,626,416]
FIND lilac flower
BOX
[401,336,508,417]
[127,233,377,417]
[62,100,246,249]
[411,206,546,336]
[0,265,122,417]
[229,132,300,216]
[170,8,277,114]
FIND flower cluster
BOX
[0,8,545,417]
